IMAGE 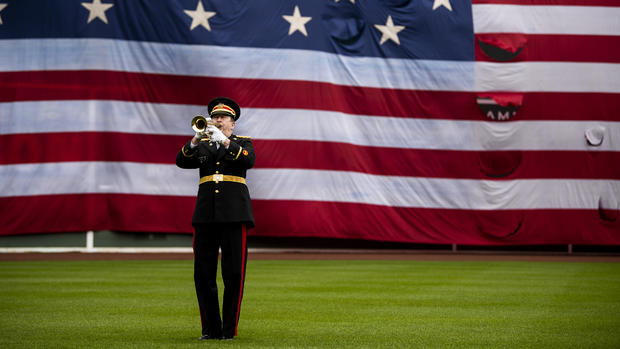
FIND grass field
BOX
[1,259,619,348]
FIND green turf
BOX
[1,259,619,348]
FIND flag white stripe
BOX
[0,38,474,91]
[0,100,199,136]
[2,39,620,92]
[1,162,618,210]
[250,169,619,210]
[472,4,620,36]
[2,101,619,151]
[0,162,197,197]
[242,109,620,151]
[474,62,620,93]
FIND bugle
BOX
[191,115,215,133]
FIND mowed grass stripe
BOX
[1,260,619,348]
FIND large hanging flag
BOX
[1,0,619,244]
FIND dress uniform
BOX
[175,97,255,340]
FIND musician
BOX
[175,97,255,341]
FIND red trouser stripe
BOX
[235,224,247,336]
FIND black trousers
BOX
[193,223,248,338]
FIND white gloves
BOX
[207,125,228,144]
[194,131,208,140]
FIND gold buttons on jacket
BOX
[215,171,219,174]
[215,190,219,193]
[216,162,220,165]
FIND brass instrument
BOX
[191,115,216,133]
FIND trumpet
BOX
[191,115,216,133]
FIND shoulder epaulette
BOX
[200,138,211,142]
[234,135,251,139]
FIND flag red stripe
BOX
[2,133,619,179]
[475,34,620,63]
[2,70,620,121]
[0,194,195,235]
[254,140,620,180]
[0,132,187,165]
[3,194,618,245]
[251,200,620,245]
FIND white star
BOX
[282,5,312,37]
[81,0,114,24]
[432,0,453,11]
[335,0,355,3]
[184,0,216,31]
[374,15,405,45]
[0,4,7,25]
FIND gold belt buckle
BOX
[213,174,224,183]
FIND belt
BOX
[199,174,246,185]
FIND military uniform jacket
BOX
[176,134,255,228]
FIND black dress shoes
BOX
[199,334,219,340]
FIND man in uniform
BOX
[175,97,255,341]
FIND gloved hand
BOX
[194,131,208,140]
[191,131,207,146]
[207,125,228,144]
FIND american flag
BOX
[1,0,619,244]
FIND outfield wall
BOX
[0,231,192,253]
[2,231,620,254]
